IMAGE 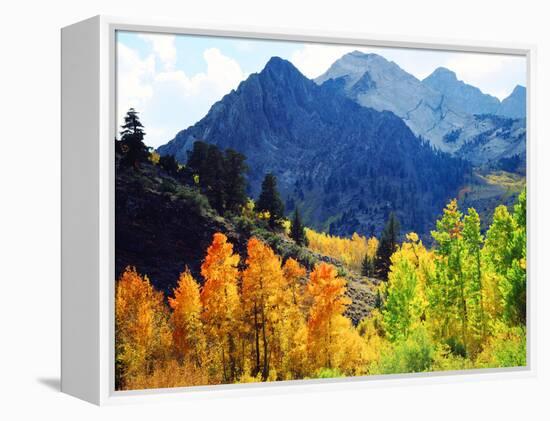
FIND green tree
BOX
[463,207,486,352]
[223,149,248,214]
[187,141,210,181]
[382,233,428,342]
[375,212,400,280]
[256,173,285,229]
[430,199,468,356]
[118,108,150,168]
[500,189,527,325]
[204,145,226,214]
[187,142,249,215]
[482,203,516,324]
[361,253,375,277]
[187,141,226,213]
[290,207,308,246]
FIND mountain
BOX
[158,57,470,238]
[315,51,526,167]
[497,85,527,119]
[315,51,460,151]
[422,67,500,115]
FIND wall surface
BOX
[1,0,548,419]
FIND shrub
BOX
[376,325,435,374]
[160,178,178,194]
[476,323,526,368]
[174,186,211,215]
[315,368,344,379]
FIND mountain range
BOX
[158,56,471,238]
[315,51,526,163]
[157,51,525,238]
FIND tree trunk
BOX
[261,308,269,380]
[254,303,260,376]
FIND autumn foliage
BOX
[306,228,378,273]
[115,190,527,389]
[115,267,172,390]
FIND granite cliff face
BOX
[315,51,526,165]
[158,57,469,238]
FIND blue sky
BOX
[116,30,527,148]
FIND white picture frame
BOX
[61,15,536,406]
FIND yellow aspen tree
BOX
[278,257,308,379]
[241,237,284,380]
[200,233,241,383]
[307,262,364,374]
[169,268,206,366]
[115,266,172,390]
[282,257,306,306]
[305,228,373,272]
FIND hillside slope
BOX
[115,159,377,324]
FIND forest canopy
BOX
[115,191,526,390]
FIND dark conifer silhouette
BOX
[186,141,248,215]
[375,212,400,280]
[361,252,375,277]
[257,173,285,229]
[118,108,150,168]
[290,207,308,246]
[223,149,248,214]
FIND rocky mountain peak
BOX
[425,66,458,82]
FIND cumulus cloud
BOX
[117,41,246,147]
[116,43,156,129]
[139,33,177,70]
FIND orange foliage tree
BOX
[282,257,307,306]
[242,237,285,380]
[115,266,172,390]
[306,263,365,374]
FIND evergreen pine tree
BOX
[361,252,375,277]
[204,144,226,214]
[223,149,248,214]
[257,173,285,229]
[186,140,210,180]
[375,212,400,280]
[119,108,150,168]
[290,207,308,246]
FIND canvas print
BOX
[114,30,527,391]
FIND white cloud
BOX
[158,47,246,97]
[117,43,246,147]
[138,33,177,70]
[116,43,156,130]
